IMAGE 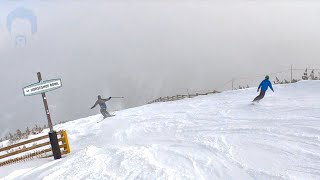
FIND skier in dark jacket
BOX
[91,95,112,118]
[253,75,274,102]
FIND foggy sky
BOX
[1,0,320,135]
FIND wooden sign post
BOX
[37,72,54,132]
[23,72,63,160]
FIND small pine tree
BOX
[32,125,41,134]
[16,129,22,140]
[24,127,30,139]
[310,70,315,80]
[38,126,43,133]
[302,68,308,80]
[8,133,15,144]
[25,127,30,135]
[274,77,280,84]
[8,133,14,141]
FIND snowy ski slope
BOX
[1,81,320,179]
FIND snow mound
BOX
[1,81,320,180]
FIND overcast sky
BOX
[1,0,320,135]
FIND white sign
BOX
[23,79,62,96]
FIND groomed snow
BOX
[1,81,320,180]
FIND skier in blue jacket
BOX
[253,75,274,102]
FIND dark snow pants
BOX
[100,108,111,118]
[253,90,266,102]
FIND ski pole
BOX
[111,96,124,99]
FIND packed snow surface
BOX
[1,81,320,180]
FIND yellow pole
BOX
[62,130,71,153]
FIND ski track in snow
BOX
[1,81,320,180]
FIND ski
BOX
[97,115,115,123]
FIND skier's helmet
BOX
[265,75,270,80]
[98,95,101,99]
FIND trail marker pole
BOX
[23,72,62,160]
[37,72,54,132]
